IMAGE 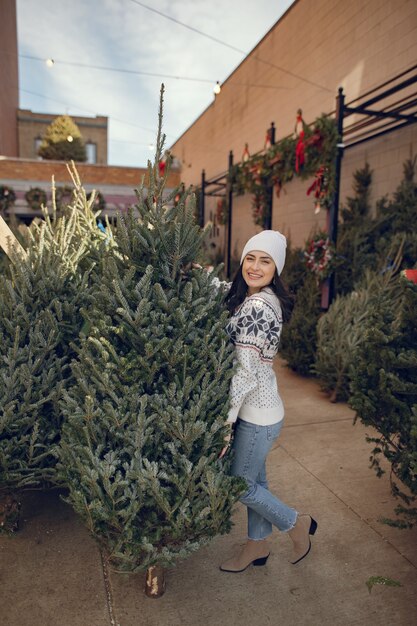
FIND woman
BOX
[219,230,317,573]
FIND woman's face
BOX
[242,250,276,294]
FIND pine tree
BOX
[38,115,87,162]
[58,87,243,573]
[280,273,321,375]
[349,275,417,528]
[374,157,417,269]
[0,166,107,494]
[336,163,377,295]
[314,271,395,402]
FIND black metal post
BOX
[329,88,345,245]
[226,150,234,278]
[323,87,345,309]
[199,169,206,227]
[264,122,275,230]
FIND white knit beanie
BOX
[240,230,287,275]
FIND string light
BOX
[67,135,73,142]
[19,54,289,91]
[45,58,54,67]
[213,81,221,95]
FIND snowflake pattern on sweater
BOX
[226,287,284,425]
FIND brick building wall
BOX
[0,0,19,157]
[170,0,417,261]
[17,110,109,164]
[0,158,181,219]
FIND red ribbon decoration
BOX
[307,165,326,199]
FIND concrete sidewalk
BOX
[1,359,416,626]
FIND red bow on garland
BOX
[307,165,326,198]
[295,110,306,174]
[307,165,328,212]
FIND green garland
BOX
[228,115,339,226]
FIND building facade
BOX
[0,158,180,222]
[0,0,19,157]
[17,110,109,165]
[170,0,417,264]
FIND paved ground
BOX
[1,358,416,626]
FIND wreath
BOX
[25,187,47,211]
[0,185,16,212]
[304,232,335,280]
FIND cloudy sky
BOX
[17,0,294,167]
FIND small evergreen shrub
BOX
[280,273,321,375]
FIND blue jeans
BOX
[231,418,298,540]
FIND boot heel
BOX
[253,554,269,566]
[309,518,318,535]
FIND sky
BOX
[16,0,295,167]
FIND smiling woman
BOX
[242,251,276,295]
[220,229,318,573]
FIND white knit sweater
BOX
[225,287,284,426]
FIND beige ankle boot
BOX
[219,539,270,573]
[288,514,318,564]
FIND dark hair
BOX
[225,266,294,323]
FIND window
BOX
[86,141,97,164]
[34,136,42,157]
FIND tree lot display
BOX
[278,159,416,526]
[311,160,417,525]
[58,90,243,579]
[0,167,107,496]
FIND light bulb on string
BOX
[67,135,73,143]
[46,58,55,67]
[213,81,221,95]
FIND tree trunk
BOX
[0,493,21,532]
[145,565,166,598]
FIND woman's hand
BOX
[219,425,233,459]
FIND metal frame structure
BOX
[199,64,417,294]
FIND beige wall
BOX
[17,110,109,164]
[0,0,19,157]
[171,0,417,255]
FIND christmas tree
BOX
[335,163,377,295]
[314,270,396,402]
[374,157,417,269]
[280,273,321,375]
[58,87,243,573]
[0,166,107,496]
[38,115,87,162]
[349,273,417,527]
